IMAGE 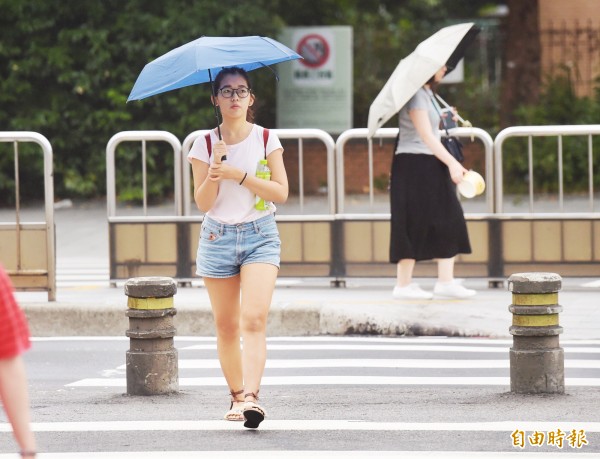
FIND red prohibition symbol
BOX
[297,34,330,68]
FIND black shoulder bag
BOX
[430,94,464,163]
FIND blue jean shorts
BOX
[196,214,281,278]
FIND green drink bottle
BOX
[255,159,271,211]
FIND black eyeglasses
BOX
[218,87,251,98]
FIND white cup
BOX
[458,170,485,198]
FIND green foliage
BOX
[0,0,280,204]
[502,68,600,194]
[0,0,498,205]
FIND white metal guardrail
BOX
[181,128,336,216]
[0,132,55,300]
[106,131,183,218]
[494,125,600,213]
[103,125,600,285]
[335,127,495,214]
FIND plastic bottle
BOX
[254,159,271,210]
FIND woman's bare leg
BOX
[239,263,278,395]
[437,257,455,283]
[203,276,243,395]
[0,356,36,454]
[396,258,416,287]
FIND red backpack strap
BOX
[262,128,269,159]
[205,133,212,158]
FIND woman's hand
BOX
[207,161,243,183]
[207,139,243,183]
[212,140,227,163]
[448,161,468,185]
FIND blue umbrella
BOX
[128,35,301,140]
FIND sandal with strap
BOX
[243,391,266,429]
[224,388,245,421]
[20,452,37,458]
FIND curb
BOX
[22,300,507,338]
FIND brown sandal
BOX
[243,391,266,429]
[224,388,244,421]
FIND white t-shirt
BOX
[187,124,283,224]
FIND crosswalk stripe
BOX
[1,420,599,432]
[29,336,600,345]
[115,359,600,369]
[182,344,600,353]
[0,452,597,459]
[65,376,600,387]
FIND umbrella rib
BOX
[258,62,280,81]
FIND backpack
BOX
[205,128,270,160]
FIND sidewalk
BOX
[17,276,600,339]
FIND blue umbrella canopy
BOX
[127,35,302,101]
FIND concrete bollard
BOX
[508,272,564,394]
[124,277,179,395]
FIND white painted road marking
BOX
[121,358,598,370]
[0,451,598,459]
[66,376,600,388]
[182,344,600,353]
[1,420,599,433]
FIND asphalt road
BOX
[1,336,599,457]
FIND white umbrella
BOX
[367,23,479,139]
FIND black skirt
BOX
[389,153,471,263]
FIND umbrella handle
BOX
[213,104,222,140]
[208,69,223,140]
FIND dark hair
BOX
[213,67,255,122]
[426,74,440,92]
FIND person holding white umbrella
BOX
[389,65,475,299]
[367,23,480,300]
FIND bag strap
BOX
[429,93,450,136]
[205,127,269,159]
[434,93,453,111]
[205,132,212,158]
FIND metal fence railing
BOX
[181,128,336,216]
[0,132,55,300]
[335,127,495,214]
[95,124,600,286]
[106,131,183,218]
[494,125,600,214]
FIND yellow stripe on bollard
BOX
[512,314,559,327]
[512,293,558,306]
[127,297,174,310]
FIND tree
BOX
[0,0,282,202]
[500,0,541,127]
[0,0,499,204]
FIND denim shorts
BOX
[196,214,281,278]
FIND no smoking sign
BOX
[297,34,330,68]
